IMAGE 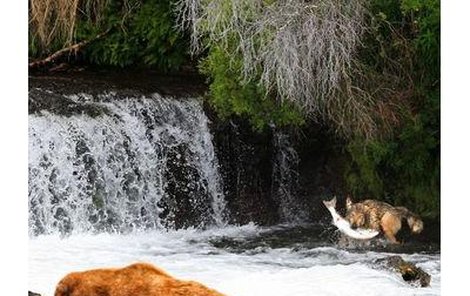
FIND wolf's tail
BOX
[394,206,416,219]
[394,206,424,233]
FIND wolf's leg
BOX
[383,229,399,244]
[381,212,402,244]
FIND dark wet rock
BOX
[158,144,214,229]
[374,255,431,287]
[29,87,110,117]
[29,69,206,99]
[29,70,206,117]
[208,112,351,226]
[209,117,280,225]
[292,123,350,222]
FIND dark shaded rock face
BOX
[29,71,207,118]
[209,118,279,225]
[293,124,349,222]
[29,87,110,117]
[29,70,206,98]
[208,115,348,226]
[158,144,214,229]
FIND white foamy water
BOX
[29,224,440,296]
[29,92,227,234]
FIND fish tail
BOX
[322,196,337,209]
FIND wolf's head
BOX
[346,210,366,228]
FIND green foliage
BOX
[29,28,73,59]
[77,0,187,71]
[401,0,440,83]
[345,0,440,217]
[346,101,439,217]
[178,0,372,136]
[201,46,304,131]
[30,0,188,72]
[345,140,386,199]
[28,32,41,58]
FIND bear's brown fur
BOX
[54,262,225,296]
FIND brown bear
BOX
[54,262,225,296]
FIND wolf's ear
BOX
[346,195,353,210]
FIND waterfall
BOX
[271,130,309,223]
[29,91,227,235]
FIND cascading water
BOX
[29,91,227,235]
[271,130,309,223]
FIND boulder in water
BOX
[54,262,225,296]
[375,255,431,287]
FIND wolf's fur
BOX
[54,262,225,296]
[345,197,423,244]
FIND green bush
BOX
[30,0,188,72]
[201,45,304,131]
[78,0,188,71]
[345,0,439,217]
[80,0,187,70]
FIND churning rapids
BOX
[28,88,440,295]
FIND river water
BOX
[29,223,440,296]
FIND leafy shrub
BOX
[78,0,188,70]
[30,0,188,72]
[345,0,439,217]
[201,45,304,130]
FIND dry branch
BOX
[29,29,110,71]
[175,0,389,137]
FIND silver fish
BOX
[323,197,379,240]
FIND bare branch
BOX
[175,0,395,138]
